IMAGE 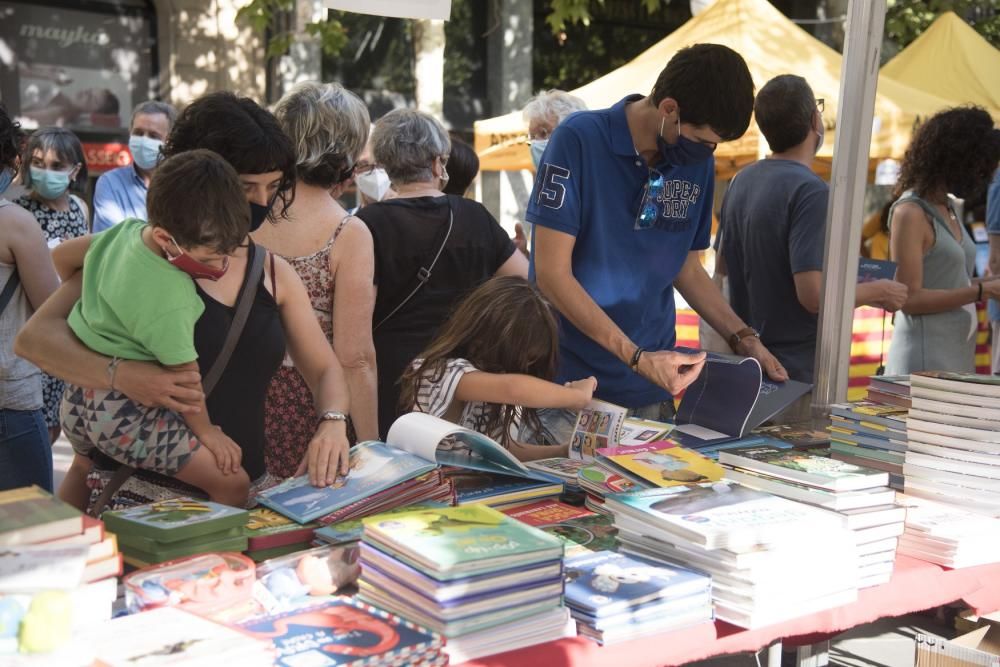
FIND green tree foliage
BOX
[237,0,348,58]
[546,0,665,32]
[885,0,1000,50]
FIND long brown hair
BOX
[399,276,560,447]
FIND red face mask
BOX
[163,237,229,281]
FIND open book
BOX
[257,413,559,523]
[569,400,628,461]
[672,350,812,448]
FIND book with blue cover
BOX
[362,505,563,580]
[256,442,437,523]
[238,597,443,667]
[858,258,897,283]
[564,550,710,618]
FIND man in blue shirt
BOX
[527,44,787,441]
[987,169,1000,372]
[92,100,176,232]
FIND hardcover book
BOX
[238,597,442,667]
[597,442,723,488]
[244,508,317,551]
[501,499,594,527]
[362,505,563,579]
[0,485,83,546]
[102,497,249,543]
[564,550,710,617]
[540,513,619,557]
[718,445,889,491]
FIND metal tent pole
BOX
[812,0,887,410]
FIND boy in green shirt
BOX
[60,149,251,507]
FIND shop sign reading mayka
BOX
[19,23,110,48]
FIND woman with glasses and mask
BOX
[251,82,379,476]
[16,92,353,513]
[355,109,528,438]
[15,127,88,445]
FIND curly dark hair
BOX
[0,103,25,171]
[894,107,1000,202]
[163,91,296,219]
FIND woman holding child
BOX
[16,92,352,513]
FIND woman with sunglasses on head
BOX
[15,127,89,445]
[354,109,528,438]
[16,92,352,514]
[251,82,378,476]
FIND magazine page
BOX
[388,412,547,480]
[569,400,629,461]
[675,351,763,438]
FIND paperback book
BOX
[597,442,723,488]
[718,445,889,491]
[570,400,629,461]
[0,485,83,546]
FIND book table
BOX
[456,555,1000,667]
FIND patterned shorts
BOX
[60,385,201,476]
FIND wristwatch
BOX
[319,410,348,423]
[728,326,760,352]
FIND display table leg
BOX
[767,641,783,667]
[795,641,830,667]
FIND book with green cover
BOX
[116,526,244,552]
[0,486,84,546]
[718,444,888,491]
[540,514,618,557]
[121,534,249,565]
[313,502,447,546]
[102,497,249,544]
[362,505,563,580]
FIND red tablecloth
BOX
[457,555,1000,667]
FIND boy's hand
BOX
[566,376,597,409]
[199,426,242,475]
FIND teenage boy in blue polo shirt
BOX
[528,44,788,442]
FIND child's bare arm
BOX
[454,371,596,411]
[166,361,242,474]
[508,439,569,461]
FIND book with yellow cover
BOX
[596,442,724,488]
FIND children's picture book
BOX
[501,499,595,527]
[448,470,562,506]
[0,485,83,546]
[577,464,643,497]
[313,502,448,546]
[0,543,89,593]
[525,457,587,483]
[857,258,897,283]
[239,597,442,667]
[718,444,889,491]
[672,349,812,447]
[570,400,629,461]
[596,442,723,488]
[244,508,318,552]
[362,505,563,579]
[564,550,710,617]
[541,514,618,557]
[619,418,674,447]
[102,497,249,543]
[755,424,830,448]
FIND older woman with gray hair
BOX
[252,81,379,476]
[356,108,528,437]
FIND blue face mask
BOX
[530,140,548,168]
[30,166,73,200]
[128,134,163,171]
[0,167,14,195]
[657,115,716,166]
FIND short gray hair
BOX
[371,108,450,185]
[130,100,177,131]
[274,81,370,188]
[522,90,587,126]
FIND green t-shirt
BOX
[68,218,205,366]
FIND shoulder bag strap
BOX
[373,201,454,332]
[90,243,266,516]
[0,271,20,317]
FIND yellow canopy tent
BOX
[475,0,954,177]
[882,11,1000,120]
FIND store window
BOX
[0,0,157,174]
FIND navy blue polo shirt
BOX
[526,94,714,408]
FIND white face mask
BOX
[530,140,548,168]
[355,167,391,202]
[128,134,163,171]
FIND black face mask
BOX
[249,201,271,232]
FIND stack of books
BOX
[595,441,724,489]
[866,375,911,409]
[238,597,445,666]
[243,508,317,561]
[897,495,1000,567]
[0,486,120,657]
[103,497,249,566]
[445,468,563,509]
[525,457,587,490]
[501,499,618,556]
[577,462,643,515]
[564,550,712,644]
[357,505,574,662]
[903,372,1000,515]
[607,482,859,628]
[829,401,908,489]
[719,444,903,587]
